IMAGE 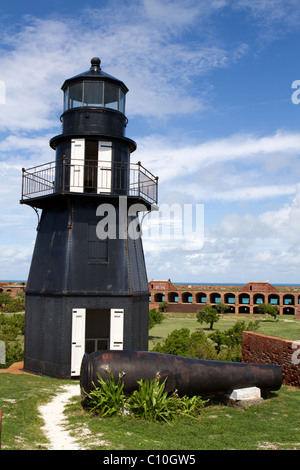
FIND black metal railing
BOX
[21,157,158,205]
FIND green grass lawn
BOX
[0,373,299,450]
[149,313,300,350]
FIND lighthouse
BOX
[21,58,158,378]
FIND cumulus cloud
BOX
[137,131,300,205]
[148,185,300,283]
[0,1,251,133]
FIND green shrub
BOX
[152,321,261,362]
[175,393,209,417]
[83,373,208,423]
[0,341,24,368]
[0,314,25,340]
[209,320,260,352]
[152,328,194,356]
[127,377,178,423]
[0,292,11,306]
[2,297,25,313]
[149,308,164,330]
[83,371,126,417]
[0,313,25,368]
[152,328,217,359]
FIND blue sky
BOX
[1,0,300,284]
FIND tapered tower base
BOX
[23,195,149,378]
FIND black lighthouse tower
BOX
[21,58,158,378]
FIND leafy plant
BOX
[152,328,192,356]
[127,377,178,423]
[2,297,25,313]
[83,373,208,423]
[0,291,25,313]
[149,308,165,330]
[209,320,260,353]
[175,394,209,417]
[83,371,126,417]
[152,328,217,359]
[0,313,25,367]
[1,341,24,368]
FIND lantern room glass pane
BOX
[83,81,103,107]
[64,89,69,112]
[69,82,83,108]
[119,89,125,113]
[104,83,119,110]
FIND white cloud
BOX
[0,3,252,133]
[235,0,300,25]
[142,0,203,27]
[137,131,300,204]
[0,245,34,280]
[144,183,300,283]
[233,0,300,45]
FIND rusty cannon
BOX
[80,350,282,398]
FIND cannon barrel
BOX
[80,350,282,398]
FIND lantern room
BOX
[57,57,130,139]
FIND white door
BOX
[71,308,86,376]
[70,139,85,192]
[110,309,124,350]
[98,141,112,193]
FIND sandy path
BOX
[39,384,82,450]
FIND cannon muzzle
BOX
[80,350,282,398]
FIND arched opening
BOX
[210,292,221,303]
[268,294,279,305]
[196,292,207,303]
[283,307,295,315]
[239,293,250,305]
[224,293,235,304]
[168,292,178,303]
[283,294,294,306]
[254,293,265,304]
[226,305,235,313]
[239,306,250,313]
[182,292,193,303]
[154,293,164,303]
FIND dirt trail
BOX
[38,384,82,450]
